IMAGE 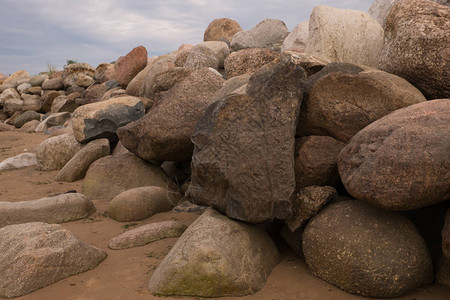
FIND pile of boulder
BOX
[0,0,449,298]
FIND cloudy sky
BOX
[0,0,372,76]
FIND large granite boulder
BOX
[82,83,107,104]
[114,45,148,88]
[183,45,220,70]
[379,0,450,99]
[223,48,280,78]
[42,77,63,90]
[303,200,433,298]
[94,63,115,83]
[118,68,224,162]
[281,20,309,52]
[142,54,177,99]
[297,62,426,143]
[0,222,106,298]
[204,18,243,43]
[338,100,450,211]
[185,41,230,69]
[36,133,83,171]
[0,88,20,105]
[305,5,384,68]
[82,153,174,200]
[0,70,30,92]
[187,54,306,223]
[230,19,288,52]
[148,208,280,297]
[72,96,145,143]
[61,63,95,88]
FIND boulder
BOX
[142,54,177,99]
[187,54,306,223]
[231,19,288,52]
[61,63,95,88]
[82,153,175,200]
[297,62,426,142]
[35,112,71,132]
[150,67,192,97]
[72,96,145,143]
[442,209,450,258]
[108,186,183,222]
[0,193,95,228]
[19,120,41,132]
[303,200,434,298]
[148,208,281,297]
[379,0,450,99]
[17,82,32,94]
[125,63,153,97]
[294,135,345,189]
[55,138,110,182]
[24,86,42,95]
[3,99,22,117]
[0,222,106,298]
[36,133,82,171]
[13,110,41,128]
[108,221,187,250]
[305,5,384,68]
[21,94,41,111]
[118,68,224,162]
[30,75,46,87]
[184,45,220,70]
[0,88,20,105]
[82,83,107,104]
[42,78,63,90]
[114,46,148,88]
[282,20,309,52]
[0,153,37,170]
[0,123,14,132]
[204,18,243,43]
[95,63,115,83]
[4,111,21,126]
[338,99,450,211]
[41,90,63,112]
[224,48,280,78]
[0,70,29,91]
[50,98,79,113]
[210,73,251,104]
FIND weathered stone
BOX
[0,122,14,132]
[4,111,21,126]
[51,98,79,113]
[184,45,220,70]
[204,18,243,43]
[187,54,306,223]
[148,208,281,297]
[0,222,106,298]
[61,63,95,88]
[19,120,41,132]
[82,153,174,200]
[108,186,183,222]
[210,73,251,103]
[282,21,309,52]
[25,86,42,95]
[294,136,345,189]
[72,96,145,143]
[305,5,384,68]
[36,133,82,171]
[286,186,337,232]
[442,209,450,258]
[231,19,288,52]
[379,0,450,99]
[94,63,115,83]
[338,99,450,211]
[115,46,148,88]
[35,112,71,132]
[118,68,224,162]
[3,99,22,117]
[108,221,187,250]
[0,70,29,92]
[0,193,95,228]
[0,88,20,105]
[13,110,41,128]
[104,79,119,90]
[297,62,426,142]
[142,54,177,99]
[17,83,32,94]
[21,94,41,111]
[82,83,107,104]
[30,75,46,87]
[198,41,230,68]
[150,67,192,96]
[0,153,37,170]
[41,90,63,112]
[55,138,110,182]
[224,48,280,78]
[125,63,153,97]
[303,200,434,298]
[174,50,190,67]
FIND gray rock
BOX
[210,73,251,103]
[13,110,41,128]
[0,193,95,228]
[108,186,183,222]
[3,99,22,117]
[184,45,220,70]
[0,153,37,170]
[108,220,187,250]
[148,208,281,297]
[36,133,82,171]
[282,20,309,52]
[338,100,450,211]
[0,222,106,298]
[55,138,110,182]
[302,200,434,298]
[187,54,306,223]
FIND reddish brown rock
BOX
[204,18,243,43]
[82,83,107,104]
[224,48,280,78]
[114,46,148,88]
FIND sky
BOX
[0,0,372,76]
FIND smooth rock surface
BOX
[281,20,309,52]
[36,133,82,171]
[224,48,280,78]
[114,46,148,88]
[0,153,37,170]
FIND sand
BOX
[0,130,449,300]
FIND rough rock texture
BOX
[297,62,426,143]
[305,5,384,68]
[114,46,148,88]
[21,95,41,112]
[41,90,62,112]
[19,120,41,132]
[286,186,337,232]
[82,83,107,104]
[187,54,306,223]
[0,122,14,132]
[17,83,32,94]
[224,48,280,78]
[442,209,450,258]
[436,256,450,287]
[231,19,288,52]
[72,96,145,143]
[36,133,83,171]
[379,0,450,99]
[294,136,345,189]
[42,78,63,90]
[108,186,183,222]
[13,110,41,128]
[183,45,220,70]
[82,153,174,200]
[95,63,115,83]
[142,54,177,99]
[118,68,224,162]
[150,68,192,98]
[0,222,106,298]
[30,75,46,87]
[0,88,20,105]
[282,20,309,52]
[148,208,281,297]
[0,70,29,91]
[338,99,450,211]
[210,74,251,103]
[108,221,187,250]
[55,138,110,182]
[0,153,37,170]
[35,112,71,132]
[204,18,243,43]
[61,63,95,88]
[3,99,22,117]
[303,200,434,298]
[0,193,95,228]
